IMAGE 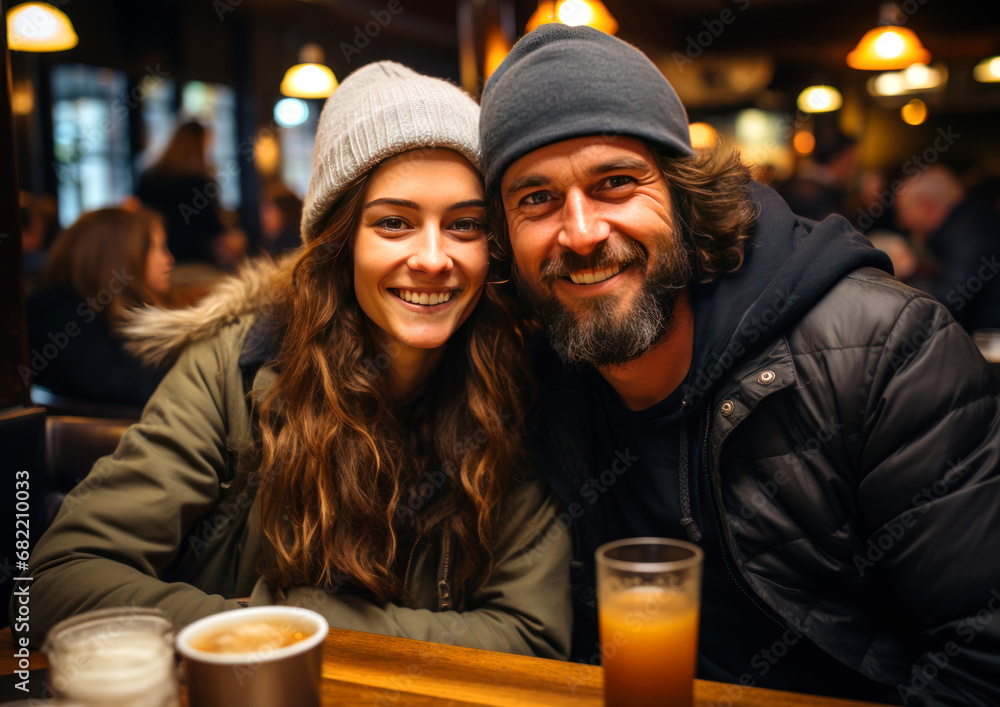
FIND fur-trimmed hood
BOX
[121,258,285,367]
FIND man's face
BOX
[499,136,692,367]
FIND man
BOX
[895,165,1000,332]
[479,24,1000,706]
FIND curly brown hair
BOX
[252,165,529,608]
[654,142,757,282]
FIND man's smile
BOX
[568,263,622,285]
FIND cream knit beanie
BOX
[300,61,481,244]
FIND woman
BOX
[21,62,571,659]
[136,120,226,265]
[26,206,174,409]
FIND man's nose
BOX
[557,190,610,256]
[407,227,453,275]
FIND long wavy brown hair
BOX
[488,140,757,286]
[42,207,171,325]
[252,162,528,607]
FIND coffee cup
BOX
[175,606,327,707]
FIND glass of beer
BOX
[43,607,179,707]
[596,537,704,707]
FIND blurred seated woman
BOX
[19,62,571,659]
[26,206,174,409]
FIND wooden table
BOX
[0,626,890,706]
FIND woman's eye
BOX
[451,218,487,234]
[376,217,407,231]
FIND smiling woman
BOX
[352,148,490,387]
[17,61,572,662]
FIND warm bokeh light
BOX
[526,0,618,35]
[973,56,1000,83]
[847,26,930,70]
[7,2,78,52]
[900,98,928,125]
[11,79,34,115]
[796,85,843,113]
[875,30,904,59]
[484,27,510,80]
[280,63,338,99]
[793,130,816,155]
[868,64,944,96]
[254,132,280,176]
[688,122,717,150]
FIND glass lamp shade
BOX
[847,25,930,70]
[526,0,618,35]
[7,2,78,52]
[280,63,338,99]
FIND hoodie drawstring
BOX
[678,419,703,543]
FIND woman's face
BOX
[144,222,174,297]
[352,149,489,354]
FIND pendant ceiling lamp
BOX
[526,0,618,35]
[280,44,338,99]
[847,4,930,70]
[7,2,78,52]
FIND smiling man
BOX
[480,23,1000,706]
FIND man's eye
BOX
[522,192,550,207]
[376,217,407,231]
[604,175,635,188]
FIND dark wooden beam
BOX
[0,0,32,411]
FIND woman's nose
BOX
[406,227,453,275]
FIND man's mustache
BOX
[537,239,648,286]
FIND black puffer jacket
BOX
[531,184,1000,705]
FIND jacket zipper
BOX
[437,530,453,611]
[403,531,422,591]
[702,405,786,629]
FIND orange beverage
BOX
[599,585,700,707]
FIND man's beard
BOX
[520,230,692,368]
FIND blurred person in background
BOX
[26,207,174,408]
[780,126,858,222]
[20,190,59,296]
[258,181,304,258]
[895,164,1000,331]
[853,169,899,235]
[136,120,227,265]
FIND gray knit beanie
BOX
[480,24,693,193]
[301,61,480,244]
